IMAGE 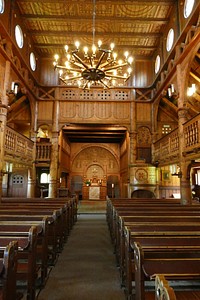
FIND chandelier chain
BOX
[92,0,96,46]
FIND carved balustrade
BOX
[36,142,51,162]
[153,114,200,164]
[153,129,179,163]
[183,115,200,154]
[4,126,34,164]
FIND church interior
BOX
[0,0,199,203]
[0,0,200,299]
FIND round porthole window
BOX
[30,52,36,71]
[0,0,4,14]
[184,0,195,18]
[166,28,174,52]
[155,55,161,74]
[15,25,24,49]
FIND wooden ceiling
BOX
[16,0,175,59]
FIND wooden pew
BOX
[0,226,37,300]
[122,223,200,297]
[106,201,199,298]
[0,220,48,287]
[133,241,200,300]
[155,274,200,300]
[0,241,23,300]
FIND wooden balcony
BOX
[36,140,51,163]
[4,126,34,165]
[153,114,200,164]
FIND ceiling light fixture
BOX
[53,0,133,89]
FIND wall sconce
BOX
[167,84,175,98]
[7,82,18,95]
[2,162,13,175]
[171,165,182,178]
[187,84,196,96]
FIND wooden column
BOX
[177,64,192,205]
[49,90,59,198]
[27,100,38,197]
[0,61,10,199]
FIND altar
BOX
[89,186,100,199]
[82,185,107,200]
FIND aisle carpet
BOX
[37,213,125,300]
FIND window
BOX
[30,52,36,71]
[155,55,161,74]
[166,28,174,52]
[15,25,24,49]
[40,173,50,184]
[184,0,195,18]
[0,0,4,14]
[162,124,172,135]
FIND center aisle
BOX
[37,214,125,300]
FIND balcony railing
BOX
[4,126,34,164]
[153,114,200,164]
[153,129,179,163]
[183,115,200,154]
[36,142,51,162]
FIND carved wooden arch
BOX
[71,143,120,170]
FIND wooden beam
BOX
[190,71,200,83]
[8,95,27,113]
[162,97,178,112]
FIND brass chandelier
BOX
[53,0,133,89]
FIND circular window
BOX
[155,55,161,74]
[184,0,195,18]
[0,0,4,14]
[30,52,36,71]
[166,28,174,52]
[15,25,24,49]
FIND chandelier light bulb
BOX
[113,53,117,61]
[75,41,80,49]
[64,45,69,52]
[65,61,70,68]
[128,67,132,75]
[84,47,88,55]
[54,54,59,61]
[92,45,96,55]
[124,51,129,59]
[110,43,115,50]
[98,40,102,48]
[59,70,63,76]
[66,54,71,61]
[128,56,133,64]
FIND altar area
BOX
[82,185,107,200]
[82,174,107,200]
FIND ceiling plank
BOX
[22,14,169,25]
[28,30,161,39]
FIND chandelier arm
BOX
[98,60,114,69]
[124,75,131,82]
[99,80,111,89]
[72,53,90,70]
[59,75,82,82]
[83,81,89,89]
[55,66,80,72]
[95,52,106,69]
[70,61,86,69]
[105,74,127,80]
[103,62,128,72]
